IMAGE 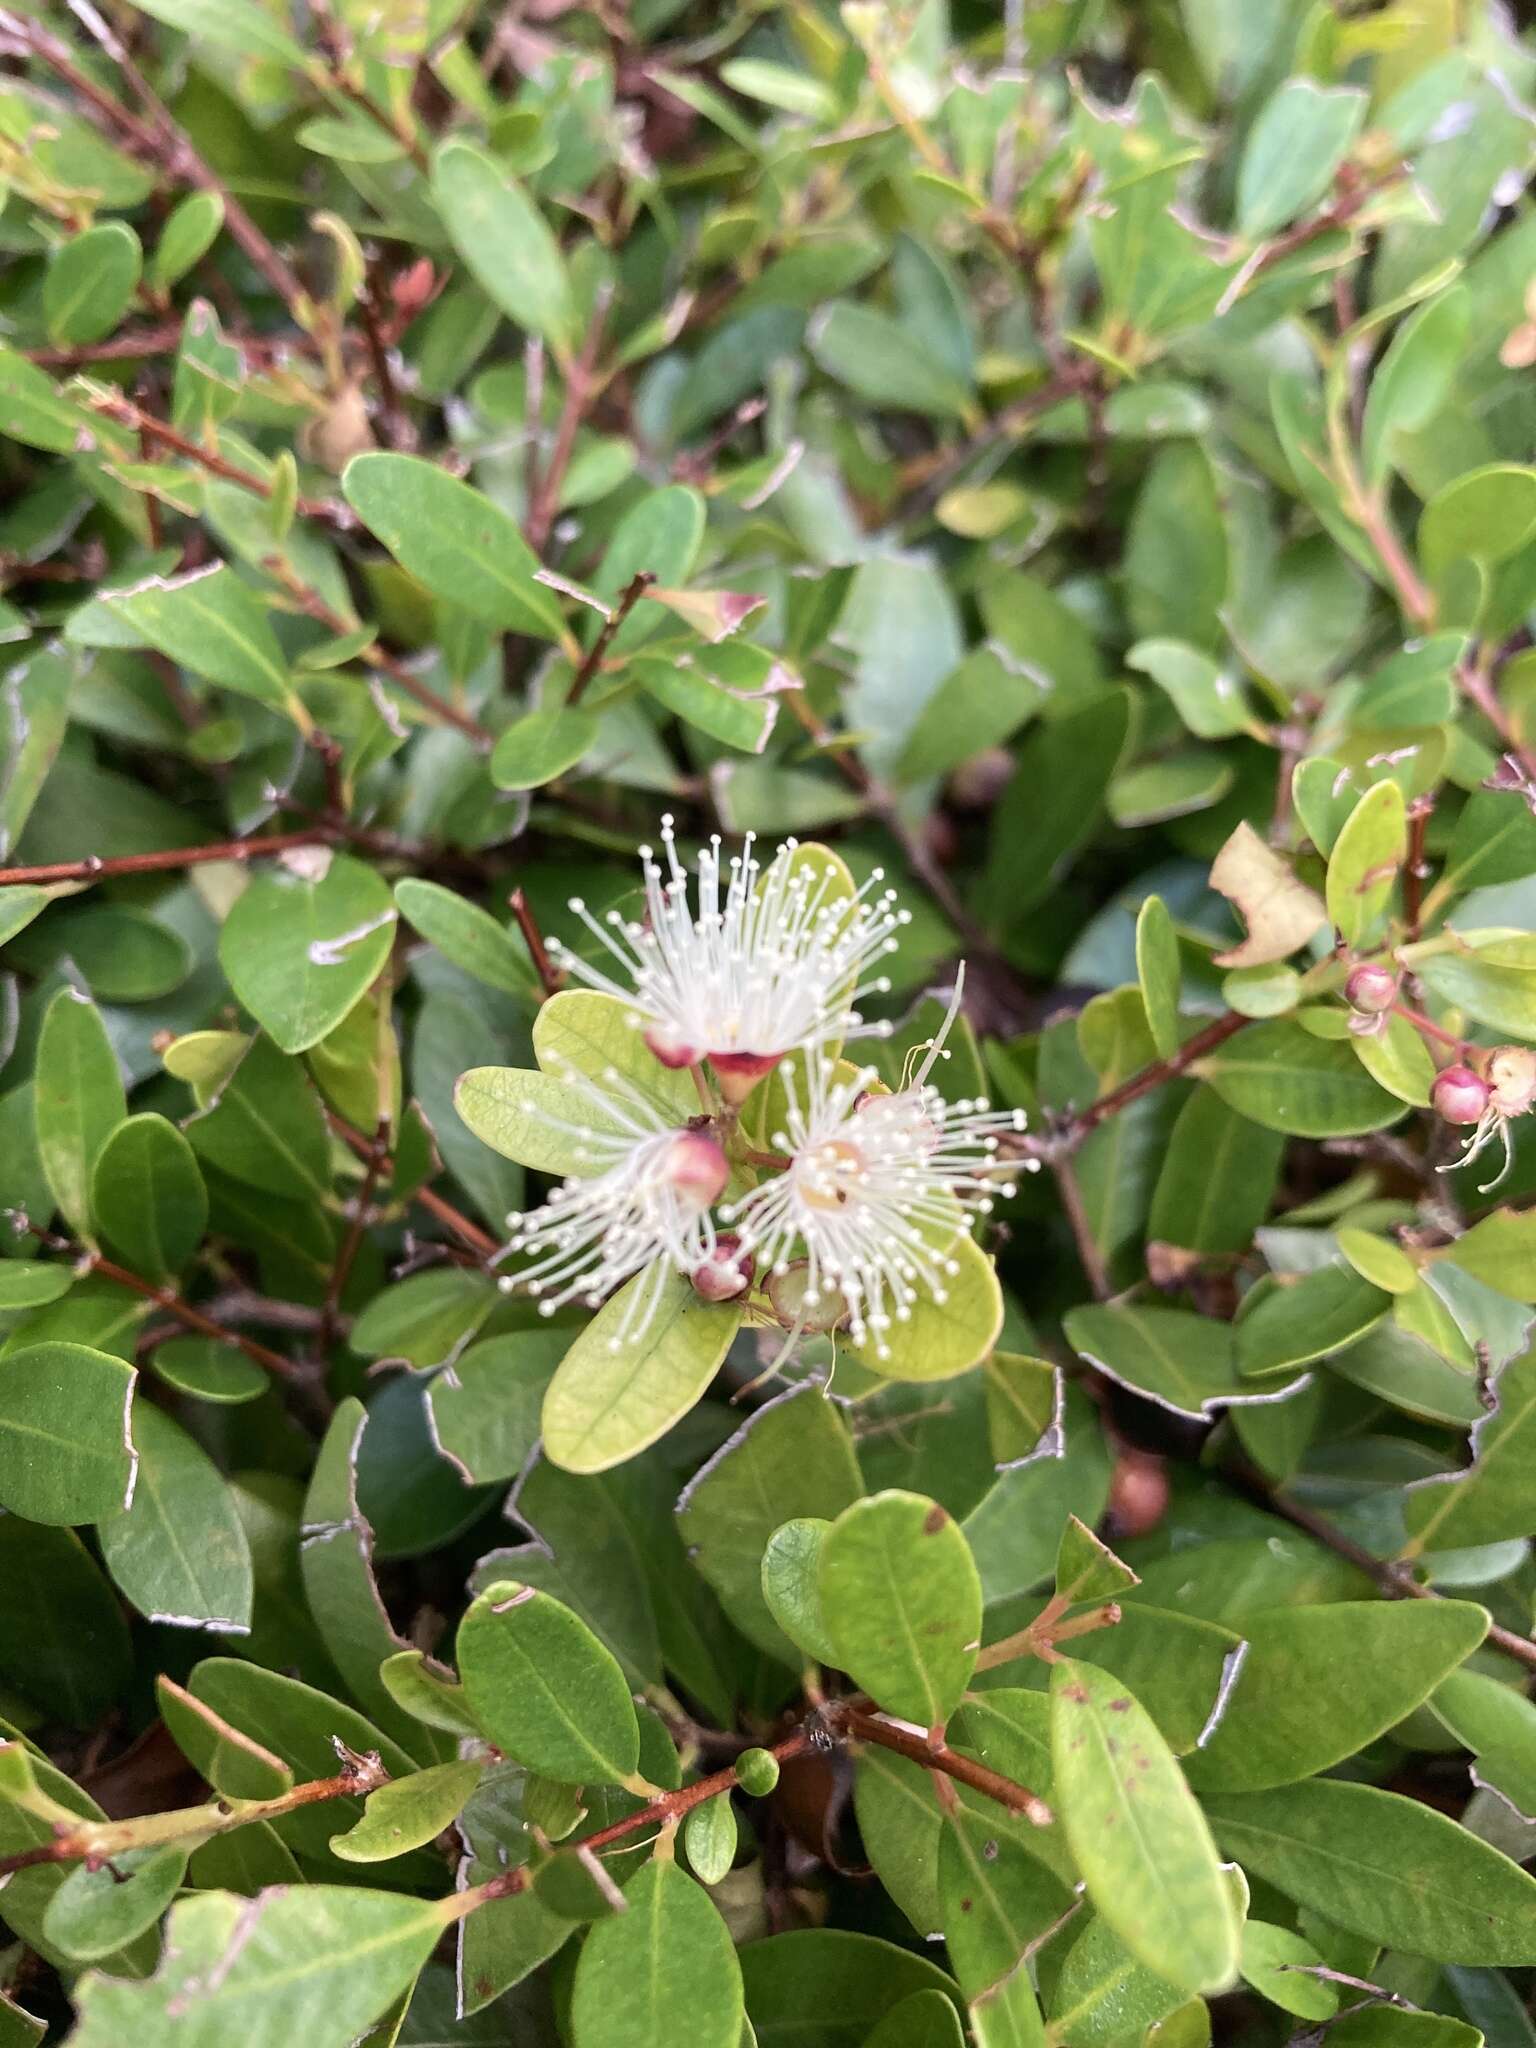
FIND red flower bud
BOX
[691,1233,755,1302]
[1345,963,1398,1015]
[1433,1064,1490,1127]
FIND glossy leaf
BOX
[456,1580,640,1786]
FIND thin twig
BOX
[1063,1011,1249,1143]
[86,391,353,530]
[509,888,563,998]
[525,289,611,554]
[566,571,656,707]
[841,1708,1054,1827]
[327,1113,499,1259]
[0,831,332,888]
[0,1751,386,1877]
[321,1115,392,1352]
[1052,1155,1111,1302]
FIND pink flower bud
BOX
[709,1049,781,1104]
[1488,1046,1536,1118]
[664,1129,729,1210]
[1345,963,1398,1016]
[1433,1064,1490,1127]
[691,1233,755,1302]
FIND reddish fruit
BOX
[1433,1064,1490,1126]
[1345,963,1398,1015]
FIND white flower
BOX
[547,817,909,1097]
[499,1061,728,1348]
[724,1025,1025,1362]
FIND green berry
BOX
[735,1746,780,1796]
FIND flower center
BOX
[799,1137,867,1210]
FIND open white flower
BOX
[724,1001,1026,1362]
[547,817,909,1098]
[499,1060,728,1348]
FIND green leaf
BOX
[1326,780,1407,945]
[980,692,1131,928]
[571,1859,745,2048]
[541,1268,744,1475]
[126,0,309,62]
[684,1793,739,1885]
[44,221,141,346]
[1127,640,1250,740]
[1418,932,1536,1039]
[105,564,297,716]
[1203,1778,1536,1962]
[1186,1600,1487,1792]
[1050,1659,1238,1995]
[1063,1303,1249,1420]
[0,346,94,453]
[1148,1090,1287,1255]
[741,1930,964,2048]
[760,1517,839,1665]
[0,647,71,860]
[0,1342,135,1525]
[1236,81,1366,238]
[394,878,538,999]
[1136,896,1182,1057]
[818,1491,982,1728]
[490,706,600,790]
[1049,1911,1191,2046]
[183,1034,331,1203]
[150,191,225,291]
[1362,289,1470,483]
[1436,1207,1536,1303]
[1056,1515,1138,1606]
[220,853,397,1055]
[99,1402,253,1631]
[809,303,973,420]
[0,1518,131,1727]
[69,1886,448,2048]
[893,647,1044,784]
[42,1843,187,1963]
[150,1336,266,1405]
[1237,1920,1338,2022]
[1420,465,1536,578]
[456,1580,640,1785]
[33,986,125,1239]
[425,1328,566,1484]
[343,453,565,641]
[1236,1264,1391,1375]
[331,1760,483,1862]
[1195,1020,1403,1136]
[851,1225,1004,1383]
[862,1991,965,2048]
[677,1385,863,1660]
[430,140,576,356]
[1402,1347,1536,1553]
[91,1113,207,1280]
[938,1804,1073,1999]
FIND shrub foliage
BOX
[3,1,1536,2043]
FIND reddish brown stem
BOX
[321,1116,392,1348]
[0,830,332,888]
[509,887,563,999]
[566,572,656,707]
[327,1114,500,1260]
[841,1710,1053,1826]
[1067,1011,1249,1140]
[1391,1002,1468,1058]
[525,290,611,554]
[88,392,351,530]
[1052,1154,1111,1302]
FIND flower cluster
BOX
[499,825,1026,1363]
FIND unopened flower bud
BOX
[1433,1064,1490,1127]
[1488,1046,1536,1118]
[1345,963,1398,1016]
[664,1129,730,1210]
[691,1232,755,1302]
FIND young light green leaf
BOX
[1135,895,1182,1056]
[42,1844,187,1963]
[0,1343,135,1525]
[1326,781,1407,945]
[330,1760,483,1862]
[219,853,397,1055]
[33,986,125,1240]
[1050,1659,1239,1996]
[684,1793,739,1886]
[69,1885,448,2048]
[490,707,600,791]
[91,1113,207,1280]
[541,1268,744,1475]
[1195,1021,1403,1137]
[760,1517,840,1665]
[44,221,141,347]
[394,878,538,999]
[456,1580,640,1786]
[818,1491,982,1728]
